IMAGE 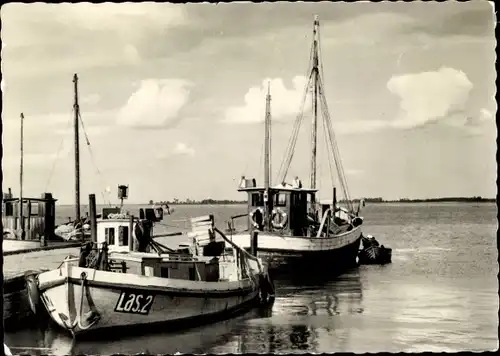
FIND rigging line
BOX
[318,77,353,211]
[321,108,336,189]
[277,70,314,183]
[275,43,315,183]
[44,108,74,191]
[78,111,110,205]
[317,24,327,97]
[257,137,265,183]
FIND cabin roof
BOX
[238,186,317,193]
[2,197,58,203]
[97,218,133,224]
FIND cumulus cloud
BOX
[82,93,101,105]
[173,142,195,157]
[156,142,195,160]
[387,66,473,129]
[345,168,364,176]
[223,76,310,124]
[117,79,192,128]
[123,44,141,64]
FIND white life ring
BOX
[271,208,288,229]
[249,208,264,228]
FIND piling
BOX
[250,230,259,257]
[129,215,135,252]
[3,270,43,331]
[333,187,337,210]
[89,194,97,243]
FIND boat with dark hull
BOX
[358,235,392,265]
[199,16,365,276]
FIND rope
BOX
[44,109,74,191]
[275,42,315,184]
[78,112,111,206]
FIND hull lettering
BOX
[115,291,155,315]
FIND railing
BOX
[227,213,248,239]
[213,226,263,272]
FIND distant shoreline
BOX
[148,197,496,205]
[52,197,496,207]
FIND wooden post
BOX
[27,200,31,238]
[129,215,135,252]
[250,230,259,257]
[42,193,55,242]
[333,187,337,212]
[89,194,97,243]
[73,74,81,227]
[19,113,25,240]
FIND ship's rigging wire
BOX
[44,109,74,191]
[275,18,354,213]
[78,111,111,206]
[275,42,315,184]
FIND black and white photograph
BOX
[1,1,497,354]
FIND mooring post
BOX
[42,193,55,244]
[250,230,259,257]
[129,215,135,252]
[89,194,97,243]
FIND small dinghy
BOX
[358,234,392,265]
[27,210,274,338]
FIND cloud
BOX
[387,67,473,129]
[156,142,195,160]
[82,93,101,105]
[345,169,364,176]
[173,142,195,157]
[116,79,192,128]
[222,76,310,124]
[123,44,141,65]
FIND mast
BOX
[264,82,271,230]
[19,112,24,239]
[73,74,81,226]
[310,15,320,195]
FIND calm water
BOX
[5,203,498,353]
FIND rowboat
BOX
[358,235,392,265]
[26,209,274,338]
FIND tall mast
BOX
[310,15,320,194]
[73,74,81,224]
[264,82,271,230]
[19,112,24,239]
[264,82,271,190]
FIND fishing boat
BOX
[206,16,365,274]
[358,234,392,265]
[26,206,274,338]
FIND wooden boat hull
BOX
[36,265,261,337]
[358,245,392,265]
[226,226,362,274]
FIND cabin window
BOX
[161,267,169,278]
[118,226,129,246]
[275,193,287,207]
[105,227,115,245]
[189,267,196,281]
[29,203,38,216]
[251,193,264,207]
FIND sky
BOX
[1,1,497,205]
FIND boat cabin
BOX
[237,177,362,237]
[238,177,319,236]
[95,206,165,253]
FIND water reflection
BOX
[208,269,364,354]
[5,271,364,354]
